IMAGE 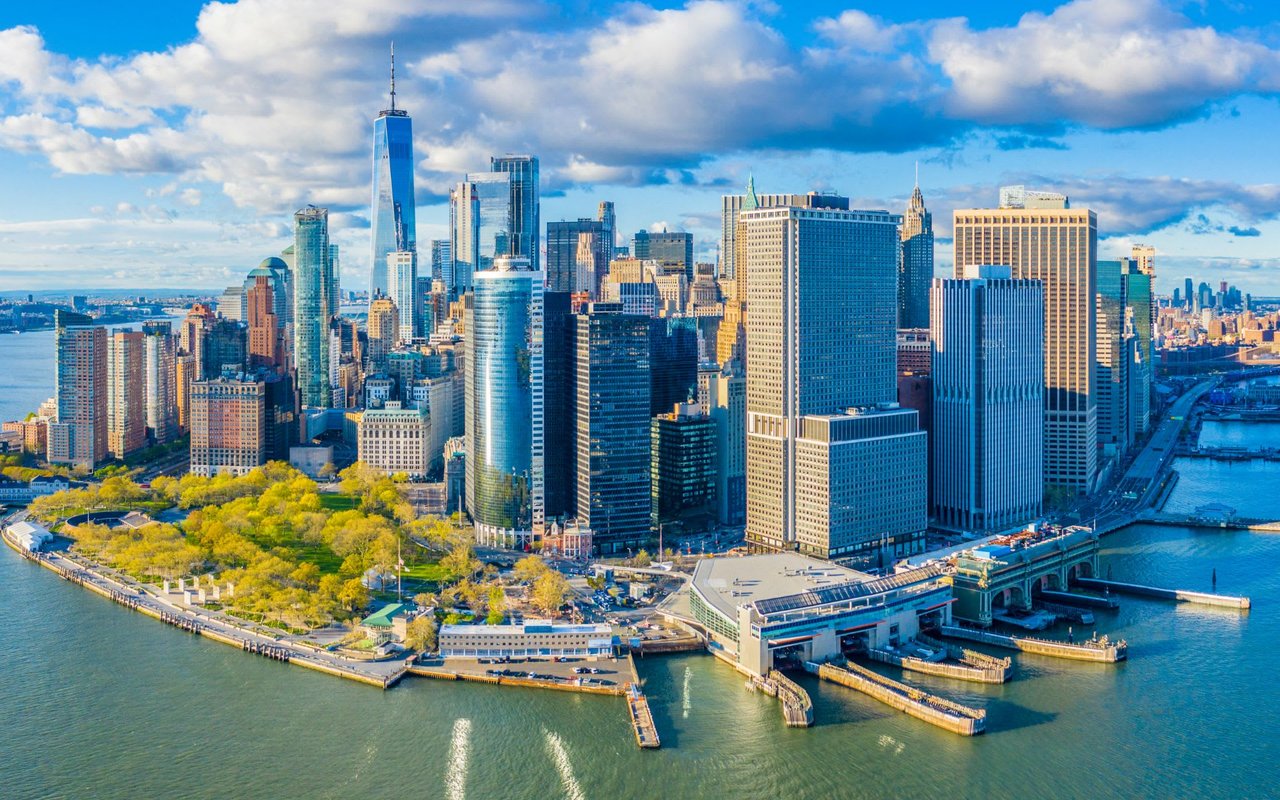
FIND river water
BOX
[2,334,1278,799]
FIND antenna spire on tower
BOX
[914,160,919,188]
[389,41,397,112]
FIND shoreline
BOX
[1,525,642,700]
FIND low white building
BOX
[6,520,53,552]
[439,621,615,659]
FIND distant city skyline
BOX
[1,1,1279,293]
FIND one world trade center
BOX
[370,45,416,298]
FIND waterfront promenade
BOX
[2,521,410,689]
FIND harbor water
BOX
[2,335,1278,798]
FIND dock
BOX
[767,670,815,727]
[866,634,1012,684]
[808,661,986,736]
[1074,577,1250,609]
[938,625,1127,663]
[625,683,661,748]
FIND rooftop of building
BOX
[361,602,412,628]
[691,553,872,621]
[440,620,612,636]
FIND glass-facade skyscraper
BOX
[491,155,539,271]
[466,256,545,545]
[294,206,336,409]
[369,49,416,298]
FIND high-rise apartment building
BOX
[175,354,197,433]
[387,250,418,343]
[931,268,1045,533]
[142,322,177,445]
[246,267,283,373]
[742,205,921,559]
[953,187,1098,492]
[465,256,544,546]
[106,330,145,459]
[899,181,933,330]
[369,48,416,297]
[48,311,107,469]
[571,305,651,553]
[189,375,267,477]
[718,176,849,278]
[294,206,337,408]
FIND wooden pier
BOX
[767,670,815,727]
[1074,577,1250,609]
[938,625,1127,663]
[809,661,986,736]
[625,683,661,748]
[866,635,1012,684]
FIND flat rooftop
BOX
[691,553,871,621]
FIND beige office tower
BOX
[953,187,1098,493]
[107,330,146,459]
[366,296,400,374]
[1131,244,1156,277]
[175,355,197,433]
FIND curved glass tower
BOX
[465,256,544,543]
[370,46,416,297]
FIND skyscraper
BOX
[898,179,933,329]
[651,402,716,534]
[703,367,746,527]
[491,155,540,271]
[466,256,545,547]
[954,187,1098,493]
[932,267,1044,533]
[366,296,400,375]
[387,250,418,342]
[541,291,575,520]
[430,240,451,283]
[450,173,508,296]
[633,229,694,282]
[571,305,651,553]
[246,266,283,372]
[294,206,337,408]
[48,311,107,469]
[1097,259,1135,459]
[106,329,145,459]
[743,204,923,559]
[1124,264,1153,437]
[142,322,177,445]
[718,176,850,278]
[547,210,614,295]
[369,45,416,297]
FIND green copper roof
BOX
[362,602,410,628]
[743,173,758,211]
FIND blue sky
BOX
[1,0,1279,295]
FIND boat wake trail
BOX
[445,718,472,800]
[682,665,693,718]
[543,728,585,800]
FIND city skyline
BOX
[2,1,1280,294]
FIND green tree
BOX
[531,571,572,617]
[404,614,438,652]
[632,549,652,568]
[440,542,481,584]
[485,586,506,625]
[513,554,549,584]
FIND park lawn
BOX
[318,493,359,511]
[401,561,449,582]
